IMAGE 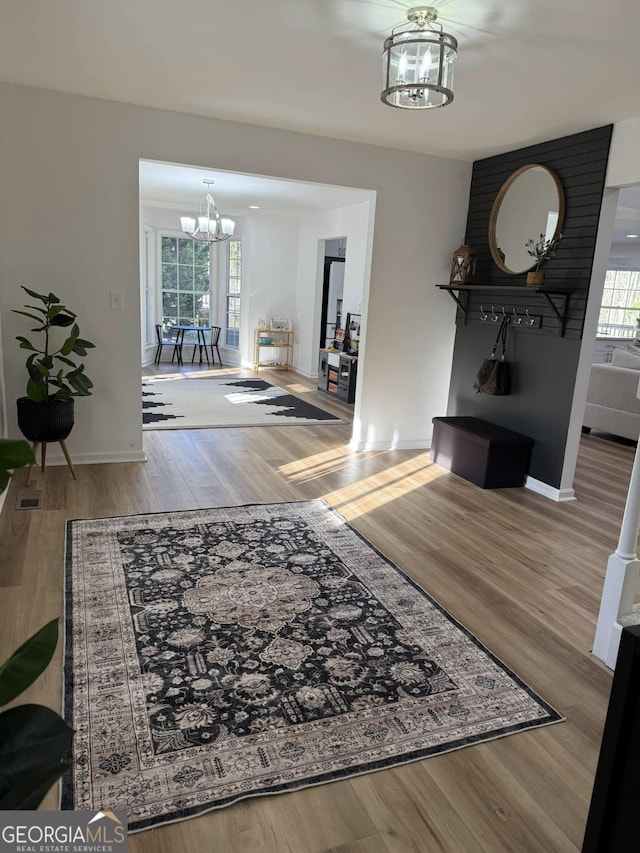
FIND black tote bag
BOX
[473,317,510,395]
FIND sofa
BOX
[583,346,640,440]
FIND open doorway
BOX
[581,186,640,444]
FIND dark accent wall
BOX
[446,125,613,488]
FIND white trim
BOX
[525,475,576,502]
[32,450,147,466]
[350,438,431,452]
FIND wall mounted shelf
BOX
[436,284,573,336]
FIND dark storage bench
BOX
[431,416,534,489]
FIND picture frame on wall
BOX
[270,318,292,331]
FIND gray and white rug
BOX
[62,500,562,833]
[142,377,343,429]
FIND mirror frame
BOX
[488,163,565,275]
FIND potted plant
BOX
[0,438,74,808]
[524,232,564,286]
[13,287,95,443]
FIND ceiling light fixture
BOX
[627,234,639,238]
[249,205,260,209]
[180,180,235,243]
[381,6,457,110]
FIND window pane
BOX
[228,279,241,294]
[178,265,194,290]
[178,239,194,265]
[178,293,195,323]
[162,237,177,264]
[194,267,210,291]
[226,328,239,347]
[229,259,241,277]
[162,264,177,289]
[194,294,210,326]
[163,292,178,318]
[228,296,240,314]
[194,242,210,264]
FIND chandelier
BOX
[381,6,457,110]
[180,180,235,244]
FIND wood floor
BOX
[0,363,630,852]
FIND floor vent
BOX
[16,490,44,510]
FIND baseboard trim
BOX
[350,438,431,452]
[33,450,147,466]
[525,476,576,502]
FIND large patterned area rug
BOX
[142,377,342,429]
[63,500,562,833]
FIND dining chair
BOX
[154,324,183,366]
[208,326,223,366]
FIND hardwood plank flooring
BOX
[0,363,630,852]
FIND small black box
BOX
[431,416,534,489]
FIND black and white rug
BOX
[142,377,343,429]
[62,500,562,833]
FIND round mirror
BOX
[488,164,564,274]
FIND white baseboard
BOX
[33,450,147,466]
[350,438,431,452]
[525,475,576,502]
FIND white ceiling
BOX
[2,0,640,161]
[139,161,374,215]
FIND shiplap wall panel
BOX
[445,125,613,487]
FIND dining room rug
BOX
[62,500,562,833]
[142,377,343,429]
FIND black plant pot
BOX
[17,397,75,443]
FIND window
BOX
[598,269,640,337]
[225,239,242,348]
[160,235,211,331]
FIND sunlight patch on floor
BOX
[321,453,444,520]
[278,446,354,482]
[284,383,313,394]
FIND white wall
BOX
[0,83,471,463]
[295,201,374,379]
[242,214,299,368]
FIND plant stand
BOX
[26,440,76,486]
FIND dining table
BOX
[171,325,211,365]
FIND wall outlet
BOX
[110,290,124,311]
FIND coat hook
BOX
[512,308,522,325]
[490,305,499,322]
[525,308,535,326]
[480,305,488,321]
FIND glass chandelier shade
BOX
[381,6,457,110]
[180,180,235,244]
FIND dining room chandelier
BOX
[180,180,235,244]
[381,6,457,110]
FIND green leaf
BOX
[21,287,49,304]
[16,337,36,351]
[74,338,95,349]
[59,336,76,356]
[54,355,76,367]
[50,313,75,328]
[68,374,93,395]
[35,363,50,378]
[0,761,71,810]
[47,305,65,320]
[26,377,47,402]
[13,310,45,323]
[0,620,59,706]
[72,345,87,357]
[0,440,34,495]
[47,292,61,304]
[0,704,74,805]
